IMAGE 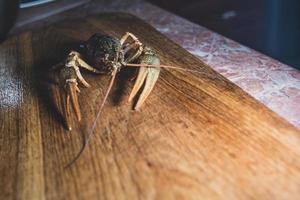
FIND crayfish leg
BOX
[77,57,102,74]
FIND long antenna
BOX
[85,69,117,144]
[125,63,219,80]
[65,69,118,168]
[126,63,202,73]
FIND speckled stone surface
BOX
[14,0,300,128]
[84,0,300,128]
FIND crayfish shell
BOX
[84,33,121,73]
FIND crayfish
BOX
[53,32,196,143]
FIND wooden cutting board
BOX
[1,13,300,200]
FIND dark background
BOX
[149,0,300,69]
[0,0,18,41]
[1,0,300,69]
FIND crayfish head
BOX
[84,33,122,74]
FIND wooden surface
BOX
[1,13,300,200]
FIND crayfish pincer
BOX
[52,32,193,132]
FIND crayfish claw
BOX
[56,51,90,130]
[61,80,81,131]
[66,80,81,122]
[128,66,148,102]
[129,66,160,110]
[134,67,160,110]
[128,47,161,110]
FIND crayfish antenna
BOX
[126,63,204,74]
[67,82,82,121]
[61,81,81,131]
[86,69,117,144]
[128,65,160,110]
[65,69,118,168]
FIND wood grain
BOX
[0,13,300,200]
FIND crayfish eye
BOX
[79,44,86,49]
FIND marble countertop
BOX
[15,0,300,128]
